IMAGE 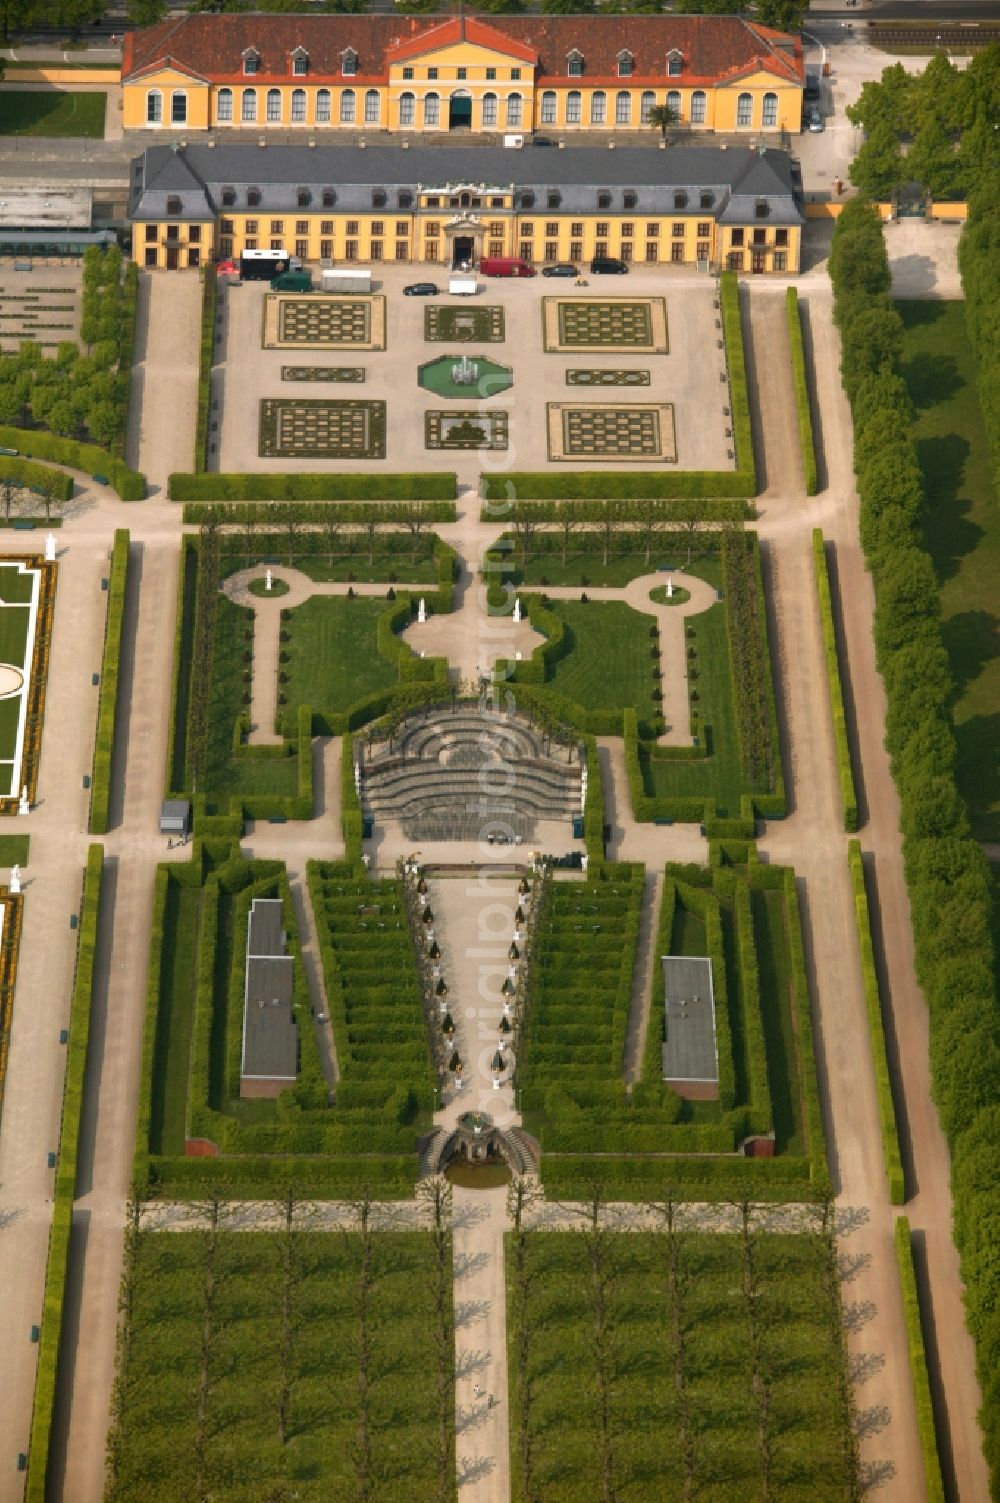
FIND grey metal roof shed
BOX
[661,955,718,1100]
[241,896,298,1097]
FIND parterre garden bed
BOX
[105,1228,454,1503]
[507,1226,857,1503]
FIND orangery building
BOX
[127,140,805,275]
[122,12,805,139]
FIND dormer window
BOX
[617,50,633,78]
[567,49,583,78]
[521,190,535,210]
[291,47,308,76]
[297,187,311,208]
[667,50,683,77]
[372,188,387,209]
[597,189,612,209]
[247,187,261,208]
[673,191,687,210]
[623,189,637,210]
[547,190,561,209]
[166,196,181,215]
[242,48,259,77]
[700,190,714,209]
[341,47,358,77]
[221,186,235,208]
[755,199,769,219]
[322,188,336,208]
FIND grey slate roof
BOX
[242,897,297,1084]
[128,141,803,224]
[661,955,718,1086]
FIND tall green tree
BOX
[906,113,961,198]
[127,0,168,23]
[847,62,915,135]
[755,0,807,32]
[849,119,905,199]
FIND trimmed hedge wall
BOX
[539,1151,814,1202]
[25,845,104,1500]
[831,197,1000,1486]
[169,471,456,502]
[786,287,819,496]
[0,454,73,505]
[0,424,145,502]
[895,1217,947,1503]
[812,529,859,832]
[849,840,905,1204]
[89,529,129,834]
[194,263,217,474]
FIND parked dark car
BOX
[403,282,439,296]
[541,263,580,278]
[590,256,629,275]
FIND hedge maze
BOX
[263,294,386,351]
[546,402,677,462]
[507,1225,857,1503]
[543,296,669,354]
[258,398,386,460]
[105,1228,454,1503]
[518,848,826,1202]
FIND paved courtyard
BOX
[215,263,733,475]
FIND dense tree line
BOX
[829,197,1000,1493]
[957,116,1000,500]
[848,44,1000,199]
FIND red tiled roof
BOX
[122,13,802,89]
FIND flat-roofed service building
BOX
[241,896,298,1099]
[661,955,718,1100]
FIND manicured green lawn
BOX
[0,91,106,138]
[545,600,659,724]
[0,696,19,764]
[106,1230,453,1503]
[0,566,37,604]
[148,881,201,1157]
[508,1230,856,1503]
[0,834,28,865]
[284,596,399,716]
[510,547,723,591]
[0,605,29,667]
[898,301,1000,838]
[643,603,767,815]
[201,595,297,803]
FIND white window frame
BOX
[481,91,497,127]
[590,90,606,126]
[316,88,331,123]
[616,90,631,125]
[217,87,233,123]
[506,93,522,128]
[691,89,706,125]
[400,91,416,127]
[540,89,557,125]
[567,49,583,78]
[424,92,440,127]
[340,89,356,124]
[342,48,358,78]
[292,51,308,77]
[242,49,259,77]
[762,91,778,128]
[146,88,162,125]
[266,88,281,123]
[566,89,582,125]
[617,51,633,79]
[641,89,656,125]
[242,88,257,123]
[291,88,307,123]
[171,90,187,125]
[737,92,753,128]
[364,88,380,124]
[666,89,680,118]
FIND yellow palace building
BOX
[121,12,805,139]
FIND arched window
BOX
[737,91,753,127]
[617,50,633,78]
[691,89,706,124]
[364,89,380,124]
[567,49,583,77]
[641,89,656,124]
[615,90,631,126]
[341,48,357,77]
[146,89,162,125]
[399,90,415,126]
[217,86,233,123]
[316,87,331,123]
[762,91,778,127]
[171,90,187,125]
[666,89,680,118]
[340,88,356,123]
[590,90,606,126]
[291,88,306,123]
[667,50,683,77]
[566,89,582,125]
[241,88,257,123]
[266,88,281,122]
[481,91,497,127]
[506,93,522,128]
[540,89,557,125]
[424,92,440,127]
